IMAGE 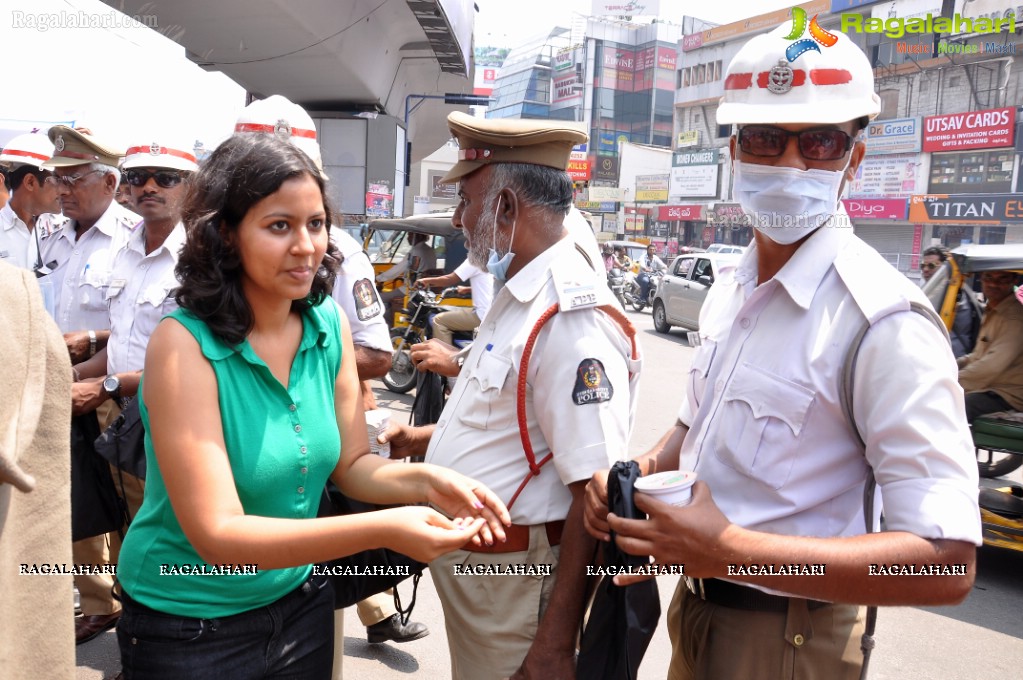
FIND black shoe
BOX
[366,614,429,644]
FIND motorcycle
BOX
[383,287,474,394]
[622,269,663,312]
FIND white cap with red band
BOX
[716,21,880,126]
[122,139,199,172]
[0,130,54,169]
[234,95,325,175]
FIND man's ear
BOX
[846,140,867,182]
[103,170,118,195]
[496,187,518,230]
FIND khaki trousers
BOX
[667,579,865,680]
[73,462,145,616]
[430,526,560,680]
[355,589,396,626]
[431,308,480,345]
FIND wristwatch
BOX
[102,374,121,401]
[454,355,465,369]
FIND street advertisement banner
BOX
[670,149,718,198]
[922,107,1015,152]
[865,117,921,155]
[567,159,591,181]
[635,174,670,202]
[849,152,924,198]
[589,186,624,201]
[591,0,661,16]
[594,156,619,181]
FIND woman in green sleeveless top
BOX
[115,134,509,679]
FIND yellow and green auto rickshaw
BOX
[923,243,1023,551]
[364,211,475,393]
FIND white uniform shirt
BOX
[427,236,642,525]
[677,221,981,571]
[0,203,39,271]
[105,223,184,375]
[329,230,391,352]
[453,259,494,321]
[38,201,138,333]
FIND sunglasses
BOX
[737,125,854,161]
[920,263,939,271]
[124,169,185,189]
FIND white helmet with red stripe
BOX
[234,95,323,172]
[0,130,54,168]
[716,16,880,125]
[122,138,199,172]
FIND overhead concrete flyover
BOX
[101,0,482,215]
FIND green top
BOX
[118,300,342,617]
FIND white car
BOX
[652,252,742,333]
[706,243,747,255]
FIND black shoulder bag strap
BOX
[839,301,947,680]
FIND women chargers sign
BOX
[922,107,1015,151]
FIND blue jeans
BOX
[116,573,334,679]
[637,272,651,299]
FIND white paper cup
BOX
[634,471,697,507]
[365,408,391,458]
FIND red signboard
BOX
[656,46,677,71]
[682,33,704,52]
[922,107,1015,152]
[658,204,704,221]
[567,159,591,181]
[840,198,908,220]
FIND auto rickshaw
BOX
[364,211,475,393]
[923,243,1023,551]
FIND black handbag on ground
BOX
[70,412,129,542]
[576,460,661,680]
[316,483,426,617]
[94,396,147,480]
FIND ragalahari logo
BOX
[782,7,838,62]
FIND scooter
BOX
[383,287,474,394]
[607,268,628,308]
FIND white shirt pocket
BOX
[712,362,815,490]
[458,351,514,430]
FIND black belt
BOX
[690,578,830,613]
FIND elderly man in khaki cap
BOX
[380,111,642,680]
[38,125,139,646]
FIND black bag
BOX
[577,460,660,680]
[316,483,426,614]
[94,396,147,480]
[70,412,129,542]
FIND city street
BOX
[76,307,1023,679]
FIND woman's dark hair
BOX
[175,133,340,346]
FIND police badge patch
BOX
[572,358,613,405]
[352,278,383,321]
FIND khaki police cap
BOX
[42,125,124,169]
[440,112,588,184]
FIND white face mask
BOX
[733,159,848,245]
[485,196,516,282]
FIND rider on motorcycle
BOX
[636,244,666,302]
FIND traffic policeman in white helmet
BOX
[585,17,981,680]
[0,131,65,272]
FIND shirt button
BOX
[793,634,805,647]
[300,446,307,454]
[297,486,304,494]
[294,424,302,433]
[438,419,446,427]
[715,380,724,392]
[289,404,297,411]
[740,318,750,329]
[300,467,308,474]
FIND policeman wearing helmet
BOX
[585,16,980,680]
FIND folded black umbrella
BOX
[577,460,661,680]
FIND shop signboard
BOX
[909,193,1023,223]
[865,117,921,155]
[658,204,704,221]
[922,107,1015,152]
[849,152,924,198]
[841,198,908,220]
